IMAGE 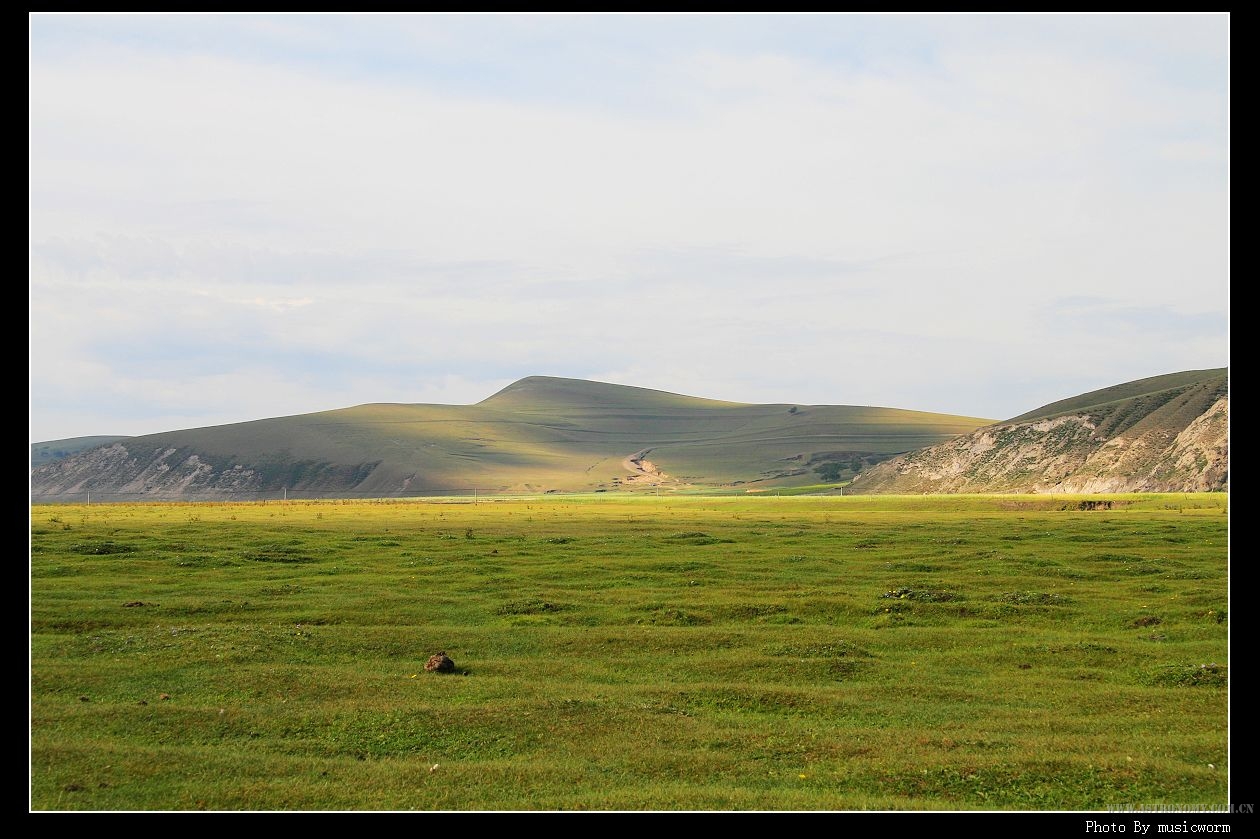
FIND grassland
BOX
[29,494,1229,811]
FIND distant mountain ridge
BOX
[29,376,990,500]
[30,370,1228,500]
[848,368,1228,495]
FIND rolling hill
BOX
[30,436,131,468]
[28,376,992,501]
[848,368,1228,495]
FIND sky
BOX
[29,13,1229,443]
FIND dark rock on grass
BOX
[425,651,456,673]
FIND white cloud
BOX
[29,13,1229,442]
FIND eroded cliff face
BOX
[850,385,1228,496]
[30,442,380,501]
[30,443,264,499]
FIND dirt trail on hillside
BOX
[621,449,687,488]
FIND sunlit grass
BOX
[30,494,1228,811]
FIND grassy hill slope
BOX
[1007,368,1227,424]
[29,376,991,500]
[30,436,132,469]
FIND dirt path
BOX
[621,449,687,488]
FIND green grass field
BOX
[29,494,1229,811]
